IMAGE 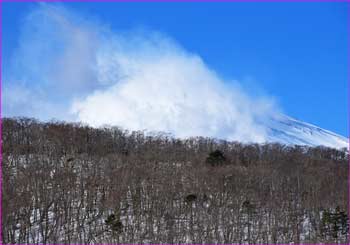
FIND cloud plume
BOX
[4,3,280,143]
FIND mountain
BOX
[263,114,348,149]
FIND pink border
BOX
[1,0,3,244]
[1,0,350,2]
[0,0,349,245]
[348,1,350,245]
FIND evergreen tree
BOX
[206,150,226,166]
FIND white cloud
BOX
[5,3,280,143]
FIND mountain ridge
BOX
[263,114,348,149]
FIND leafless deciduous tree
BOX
[2,117,349,244]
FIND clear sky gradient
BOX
[2,2,348,137]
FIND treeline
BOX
[2,117,349,244]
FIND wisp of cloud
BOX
[4,3,280,143]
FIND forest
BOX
[2,117,349,244]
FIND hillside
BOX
[2,117,349,244]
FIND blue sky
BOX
[2,2,348,138]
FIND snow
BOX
[263,114,348,150]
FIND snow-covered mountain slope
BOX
[262,114,348,149]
